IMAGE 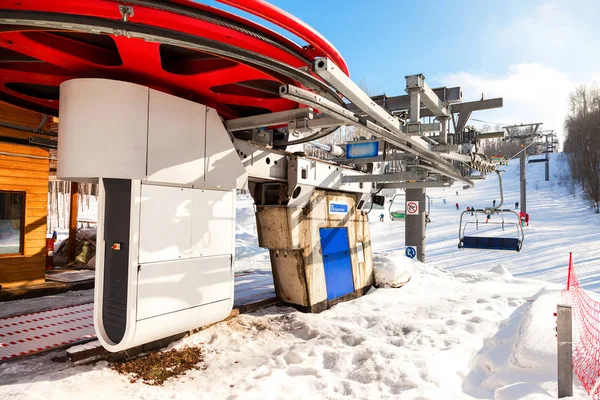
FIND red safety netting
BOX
[562,252,600,397]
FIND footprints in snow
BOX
[342,334,366,347]
[283,351,303,365]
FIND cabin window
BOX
[0,191,25,256]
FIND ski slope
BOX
[0,152,597,399]
[369,152,600,291]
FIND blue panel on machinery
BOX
[319,227,355,300]
[346,141,379,159]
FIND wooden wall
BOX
[0,101,51,288]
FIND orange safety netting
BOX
[563,253,600,397]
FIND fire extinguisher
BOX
[46,237,54,270]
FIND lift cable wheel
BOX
[457,170,524,252]
[0,0,347,119]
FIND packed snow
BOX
[0,152,596,399]
[373,251,416,288]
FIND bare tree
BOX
[564,83,600,213]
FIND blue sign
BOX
[329,202,349,214]
[346,141,379,159]
[405,246,417,259]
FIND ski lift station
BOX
[0,0,521,353]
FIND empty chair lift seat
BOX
[460,236,521,252]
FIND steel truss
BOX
[0,0,506,191]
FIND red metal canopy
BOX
[0,0,348,118]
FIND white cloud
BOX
[441,63,575,140]
[497,3,583,61]
[484,1,600,80]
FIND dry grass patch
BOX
[111,346,206,385]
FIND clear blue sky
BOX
[203,0,600,135]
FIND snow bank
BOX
[462,286,587,398]
[512,289,560,369]
[494,382,554,399]
[490,264,513,278]
[372,250,417,288]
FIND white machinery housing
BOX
[58,79,247,351]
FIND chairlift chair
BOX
[457,171,524,252]
[388,193,406,221]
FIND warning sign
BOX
[406,201,419,215]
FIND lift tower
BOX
[504,123,542,216]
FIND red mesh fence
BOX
[563,252,600,397]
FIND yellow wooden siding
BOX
[0,103,50,288]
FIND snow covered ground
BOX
[370,152,599,291]
[0,152,596,399]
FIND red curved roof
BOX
[0,0,348,118]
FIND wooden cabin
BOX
[0,101,53,288]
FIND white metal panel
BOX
[146,90,206,185]
[132,299,232,350]
[136,255,232,321]
[191,189,235,258]
[57,79,148,180]
[138,184,192,264]
[205,108,248,190]
[288,157,373,195]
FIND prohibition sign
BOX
[406,201,419,215]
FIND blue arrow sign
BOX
[405,246,417,259]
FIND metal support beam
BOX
[405,74,448,116]
[313,57,404,134]
[409,90,421,121]
[455,110,472,134]
[479,131,505,140]
[333,151,415,164]
[544,133,551,182]
[279,84,474,188]
[520,139,527,215]
[341,171,426,183]
[345,87,462,116]
[403,122,441,135]
[431,97,504,120]
[452,98,504,133]
[505,123,542,140]
[406,188,426,261]
[406,83,427,262]
[439,117,449,144]
[225,108,313,131]
[437,152,472,163]
[505,123,543,215]
[383,181,451,189]
[557,304,573,398]
[68,182,78,263]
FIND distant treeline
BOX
[564,84,600,213]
